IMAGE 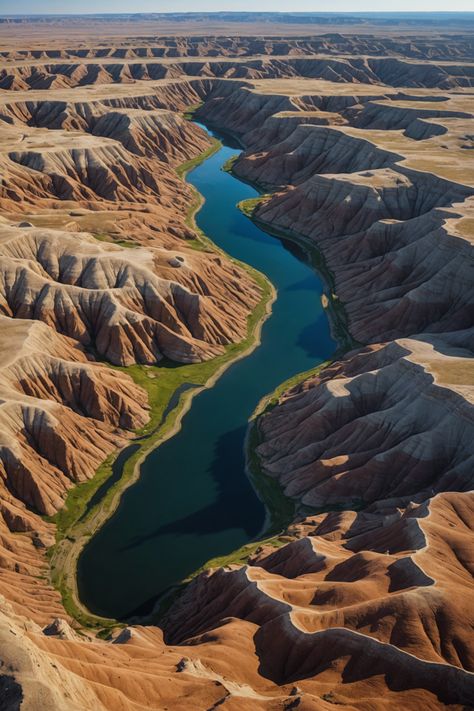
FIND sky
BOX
[1,1,473,14]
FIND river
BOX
[77,124,335,619]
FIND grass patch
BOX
[233,357,365,571]
[192,533,287,577]
[53,576,124,633]
[180,186,215,253]
[182,102,203,121]
[175,137,223,252]
[243,360,331,538]
[238,196,270,217]
[246,421,296,535]
[92,232,138,249]
[175,138,221,179]
[222,154,239,173]
[255,361,332,417]
[150,528,289,625]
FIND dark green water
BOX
[77,125,335,619]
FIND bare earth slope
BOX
[0,17,473,711]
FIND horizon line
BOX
[2,10,474,15]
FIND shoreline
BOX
[46,134,276,632]
[49,117,353,633]
[216,146,358,553]
[194,111,356,352]
[149,122,357,618]
[238,202,356,541]
[239,201,357,355]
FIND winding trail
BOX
[77,124,335,620]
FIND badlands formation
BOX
[0,15,473,711]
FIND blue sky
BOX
[1,1,473,13]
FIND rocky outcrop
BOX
[231,111,474,344]
[91,108,210,162]
[165,491,474,707]
[0,224,259,365]
[0,124,194,210]
[2,33,473,63]
[257,335,474,508]
[0,89,212,162]
[234,124,401,186]
[0,314,150,515]
[2,55,474,93]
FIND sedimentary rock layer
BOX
[258,335,474,508]
[0,223,258,365]
[1,55,474,92]
[0,314,149,516]
[166,492,474,708]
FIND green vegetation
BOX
[91,232,138,249]
[46,137,276,630]
[255,360,331,416]
[244,361,331,538]
[246,421,296,535]
[96,628,114,641]
[238,196,269,217]
[150,527,289,625]
[222,154,239,173]
[175,138,222,179]
[249,360,367,523]
[182,102,203,121]
[176,137,223,252]
[193,532,287,576]
[51,571,123,634]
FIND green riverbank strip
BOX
[237,194,358,354]
[46,137,275,633]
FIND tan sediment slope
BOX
[0,314,149,516]
[0,20,473,711]
[0,223,258,365]
[257,335,474,507]
[166,491,474,708]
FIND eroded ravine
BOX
[77,124,335,619]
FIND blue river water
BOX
[77,125,335,619]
